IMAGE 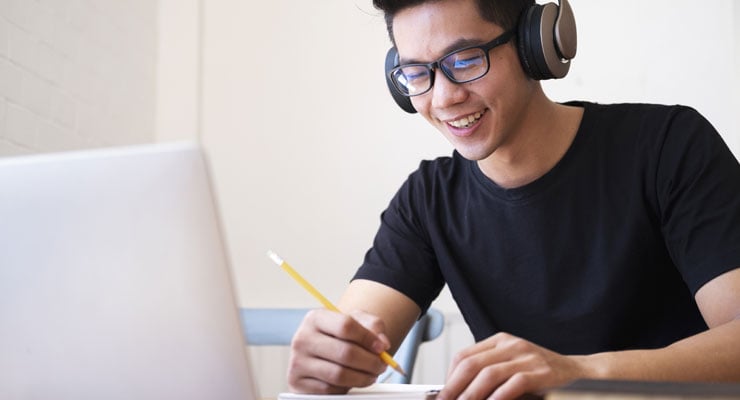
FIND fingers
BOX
[440,337,504,399]
[312,309,390,356]
[439,333,564,400]
[448,358,545,400]
[287,351,380,393]
[288,309,390,393]
[349,309,392,349]
[295,316,388,375]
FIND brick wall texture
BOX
[0,0,157,156]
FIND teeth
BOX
[449,112,483,128]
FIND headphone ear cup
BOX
[517,0,577,80]
[384,47,416,114]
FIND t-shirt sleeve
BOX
[656,106,740,294]
[352,168,445,313]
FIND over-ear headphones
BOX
[384,0,577,113]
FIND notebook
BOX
[278,383,442,400]
[0,143,259,400]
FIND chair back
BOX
[378,308,444,383]
[240,308,308,345]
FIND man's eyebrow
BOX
[399,37,485,65]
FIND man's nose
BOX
[430,70,468,109]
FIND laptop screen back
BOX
[0,143,258,400]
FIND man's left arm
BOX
[586,267,740,381]
[437,268,740,400]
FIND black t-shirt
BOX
[354,102,740,354]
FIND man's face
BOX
[393,0,536,162]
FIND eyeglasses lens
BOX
[441,48,487,82]
[392,66,431,96]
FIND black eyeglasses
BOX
[388,30,515,97]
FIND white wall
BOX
[156,0,200,142]
[200,0,448,309]
[0,0,158,156]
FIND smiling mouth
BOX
[448,111,485,128]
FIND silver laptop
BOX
[0,143,258,400]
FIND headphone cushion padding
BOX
[384,47,416,113]
[517,5,535,78]
[528,4,554,80]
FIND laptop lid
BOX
[0,143,258,400]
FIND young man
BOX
[287,0,740,399]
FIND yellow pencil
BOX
[267,250,406,377]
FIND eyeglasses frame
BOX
[388,29,516,97]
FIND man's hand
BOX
[287,309,391,394]
[439,332,592,400]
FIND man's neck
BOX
[477,98,584,189]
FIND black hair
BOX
[373,0,534,46]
